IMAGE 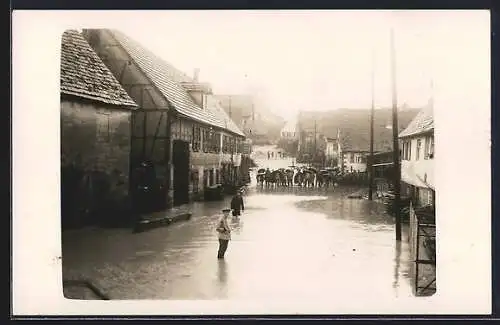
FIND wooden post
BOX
[391,28,402,242]
[368,49,375,201]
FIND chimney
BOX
[193,68,200,82]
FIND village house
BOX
[367,150,396,193]
[399,104,435,207]
[296,108,419,171]
[60,30,138,228]
[82,29,246,211]
[321,135,339,168]
[280,117,298,140]
[340,148,369,173]
[216,94,284,145]
[277,117,299,157]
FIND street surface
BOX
[63,164,417,300]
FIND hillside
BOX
[215,94,285,143]
[298,107,420,152]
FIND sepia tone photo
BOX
[30,10,489,310]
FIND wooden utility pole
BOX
[368,49,375,201]
[313,119,317,165]
[391,28,402,242]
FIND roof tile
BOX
[60,30,137,108]
[398,105,434,138]
[106,30,245,137]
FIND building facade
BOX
[60,30,138,228]
[340,150,369,172]
[323,137,339,168]
[83,29,246,210]
[399,105,435,207]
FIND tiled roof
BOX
[212,98,247,136]
[106,30,245,137]
[60,30,137,108]
[398,105,434,138]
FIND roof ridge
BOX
[109,29,195,83]
[60,30,137,108]
[105,29,244,137]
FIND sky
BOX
[94,10,488,120]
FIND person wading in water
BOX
[216,209,232,259]
[230,190,245,217]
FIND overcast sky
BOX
[95,10,489,120]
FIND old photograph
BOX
[15,10,486,312]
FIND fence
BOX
[408,201,436,296]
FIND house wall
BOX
[84,29,174,206]
[173,116,245,200]
[84,29,246,205]
[61,97,132,225]
[400,132,435,207]
[400,133,434,188]
[342,152,367,172]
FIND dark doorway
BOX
[173,139,190,206]
[129,109,170,214]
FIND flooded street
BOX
[63,179,416,300]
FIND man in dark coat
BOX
[230,191,245,217]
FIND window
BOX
[214,133,221,153]
[203,129,219,153]
[181,123,192,142]
[192,126,201,152]
[416,139,422,160]
[222,135,229,153]
[228,137,234,153]
[424,137,430,159]
[171,122,180,139]
[236,138,242,153]
[202,128,210,153]
[403,140,412,160]
[428,136,434,159]
[349,154,354,163]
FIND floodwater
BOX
[62,182,416,300]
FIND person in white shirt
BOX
[216,209,232,259]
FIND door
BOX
[130,109,170,213]
[173,139,190,206]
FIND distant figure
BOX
[216,209,232,259]
[267,151,270,160]
[230,190,245,217]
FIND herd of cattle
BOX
[255,167,343,188]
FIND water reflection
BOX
[217,259,228,284]
[64,181,419,300]
[393,240,402,292]
[294,194,392,227]
[230,216,243,234]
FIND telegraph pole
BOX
[391,28,402,242]
[368,49,375,201]
[313,119,317,166]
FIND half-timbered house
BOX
[82,29,246,210]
